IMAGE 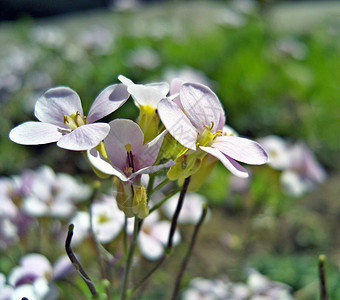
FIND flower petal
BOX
[118,75,134,86]
[180,83,224,132]
[200,146,249,178]
[9,121,64,145]
[138,232,164,260]
[35,86,83,127]
[131,160,175,179]
[158,98,197,150]
[104,119,144,170]
[87,148,128,181]
[127,84,167,108]
[57,123,110,151]
[139,130,167,168]
[212,136,268,165]
[87,84,129,123]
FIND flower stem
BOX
[65,224,98,299]
[319,254,328,300]
[149,188,180,214]
[148,177,170,196]
[121,217,139,300]
[167,176,191,251]
[171,203,208,300]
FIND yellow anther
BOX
[125,144,132,152]
[63,115,78,130]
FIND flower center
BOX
[123,144,135,176]
[63,111,86,130]
[97,213,110,224]
[197,121,222,147]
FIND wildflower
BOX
[158,82,268,179]
[87,119,174,218]
[9,84,129,150]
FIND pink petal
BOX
[87,149,128,181]
[200,146,249,178]
[57,123,110,151]
[104,119,144,170]
[212,136,268,165]
[180,83,224,132]
[87,84,129,123]
[9,121,64,145]
[139,130,167,168]
[158,98,197,150]
[35,86,83,127]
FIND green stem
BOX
[146,174,155,197]
[148,177,170,197]
[167,176,191,251]
[121,217,139,300]
[149,188,180,214]
[171,203,208,300]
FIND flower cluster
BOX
[10,75,268,219]
[182,269,296,300]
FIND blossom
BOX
[158,82,268,178]
[87,119,174,217]
[21,165,91,218]
[9,84,129,150]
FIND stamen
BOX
[125,144,135,173]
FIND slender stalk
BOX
[149,188,180,214]
[167,176,191,251]
[121,217,139,300]
[65,224,98,298]
[171,203,208,300]
[146,174,155,197]
[88,181,112,300]
[124,217,128,259]
[319,254,328,300]
[148,177,170,196]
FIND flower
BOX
[158,82,268,178]
[87,119,174,217]
[9,84,129,150]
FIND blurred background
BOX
[1,0,340,299]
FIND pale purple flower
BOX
[87,119,174,183]
[158,82,268,178]
[280,142,326,197]
[127,211,180,260]
[9,84,129,150]
[21,166,91,218]
[69,211,90,245]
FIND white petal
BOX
[151,221,181,246]
[180,83,224,132]
[212,136,268,165]
[87,84,129,123]
[9,121,64,145]
[128,84,166,108]
[57,123,110,151]
[138,232,164,260]
[35,86,83,127]
[146,81,169,95]
[131,160,175,179]
[118,75,134,86]
[87,149,128,181]
[158,98,197,150]
[200,146,249,178]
